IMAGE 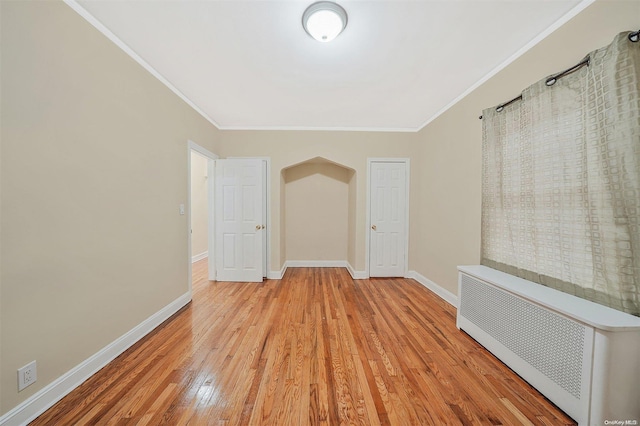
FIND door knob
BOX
[261,225,266,229]
[371,225,377,231]
[256,225,261,230]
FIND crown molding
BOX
[416,0,596,132]
[63,0,221,130]
[64,0,595,135]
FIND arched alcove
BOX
[282,157,356,264]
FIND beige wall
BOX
[410,0,640,295]
[284,161,352,262]
[190,152,209,258]
[1,0,636,418]
[216,131,416,272]
[0,1,219,415]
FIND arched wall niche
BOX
[281,157,356,265]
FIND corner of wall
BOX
[346,262,368,280]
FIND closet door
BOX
[369,161,407,277]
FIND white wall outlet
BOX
[18,360,37,391]
[179,204,185,215]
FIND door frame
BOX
[187,140,218,293]
[227,157,271,278]
[365,158,410,278]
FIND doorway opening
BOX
[190,151,209,263]
[188,141,217,293]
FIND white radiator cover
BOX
[457,266,640,426]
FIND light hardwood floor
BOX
[31,260,575,425]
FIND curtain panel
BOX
[481,32,640,316]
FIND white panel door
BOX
[215,159,263,282]
[370,162,407,277]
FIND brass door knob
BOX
[256,225,261,230]
[371,225,377,230]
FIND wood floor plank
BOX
[30,262,576,425]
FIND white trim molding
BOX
[63,1,220,130]
[0,293,191,426]
[268,262,288,280]
[346,262,368,280]
[63,0,594,134]
[416,0,595,131]
[406,270,458,307]
[286,260,347,268]
[269,261,367,280]
[219,125,417,133]
[191,251,208,263]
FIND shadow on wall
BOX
[282,157,356,264]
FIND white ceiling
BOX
[73,0,586,131]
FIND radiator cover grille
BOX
[460,274,585,399]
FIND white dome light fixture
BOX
[302,1,348,43]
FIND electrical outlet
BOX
[18,360,37,391]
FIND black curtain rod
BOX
[495,94,522,113]
[478,56,589,119]
[478,29,640,120]
[544,55,590,87]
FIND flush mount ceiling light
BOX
[302,1,348,43]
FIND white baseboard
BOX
[191,251,208,263]
[346,262,368,280]
[406,270,458,307]
[267,262,287,280]
[267,261,367,280]
[286,260,348,268]
[0,292,192,426]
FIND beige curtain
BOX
[481,32,640,316]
